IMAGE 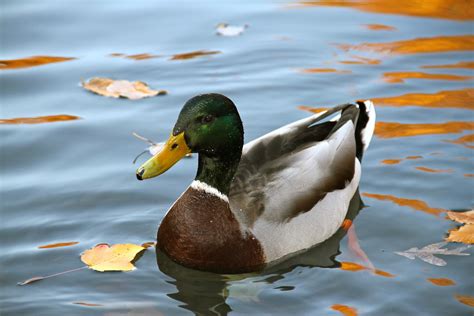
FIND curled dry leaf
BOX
[80,243,145,272]
[446,210,474,245]
[216,23,248,36]
[82,77,167,100]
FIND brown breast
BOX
[157,187,265,273]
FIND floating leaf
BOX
[38,242,79,249]
[216,23,248,36]
[331,304,358,316]
[80,243,145,272]
[395,242,471,266]
[422,61,474,70]
[170,50,221,61]
[0,56,75,70]
[364,23,395,31]
[109,53,160,60]
[82,77,167,100]
[455,294,474,307]
[447,210,474,225]
[382,71,473,84]
[427,278,455,286]
[446,225,474,244]
[372,88,474,110]
[0,115,80,125]
[362,193,446,217]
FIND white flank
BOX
[361,100,376,152]
[191,180,229,203]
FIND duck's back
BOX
[229,101,375,262]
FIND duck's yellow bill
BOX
[136,132,191,180]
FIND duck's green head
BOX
[136,93,243,182]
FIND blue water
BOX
[1,1,473,315]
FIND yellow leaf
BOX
[446,224,474,244]
[80,243,145,272]
[82,77,167,100]
[447,210,474,224]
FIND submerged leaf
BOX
[395,242,471,266]
[80,243,145,272]
[82,78,167,100]
[216,23,248,36]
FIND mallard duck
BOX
[136,94,375,273]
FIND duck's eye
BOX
[201,115,215,124]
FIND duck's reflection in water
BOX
[155,191,364,316]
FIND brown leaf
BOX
[82,78,167,100]
[0,56,75,70]
[170,50,221,60]
[0,115,81,125]
[38,242,79,249]
[331,304,358,316]
[455,294,474,307]
[447,211,474,225]
[362,192,446,216]
[427,278,456,286]
[17,276,45,286]
[446,224,474,244]
[80,243,145,272]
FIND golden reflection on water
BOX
[363,23,396,31]
[109,53,160,60]
[300,68,351,74]
[0,115,80,124]
[446,134,474,149]
[339,35,474,55]
[375,121,474,138]
[422,61,474,69]
[382,71,473,84]
[338,55,381,65]
[0,56,75,70]
[362,193,446,216]
[296,0,474,21]
[372,88,474,110]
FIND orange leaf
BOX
[447,210,474,225]
[446,224,474,244]
[331,304,358,316]
[455,294,474,307]
[38,242,79,249]
[80,243,145,272]
[427,278,456,286]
